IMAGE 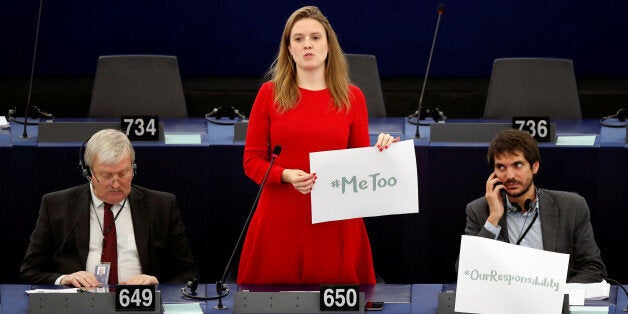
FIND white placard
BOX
[309,139,418,224]
[456,235,568,314]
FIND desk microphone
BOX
[21,0,45,139]
[181,145,282,310]
[568,269,628,312]
[413,3,445,139]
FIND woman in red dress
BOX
[237,6,399,285]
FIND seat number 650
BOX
[320,285,359,311]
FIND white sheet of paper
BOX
[25,288,81,294]
[567,288,586,306]
[566,280,610,300]
[0,116,8,129]
[456,235,569,314]
[309,139,418,224]
[556,135,597,146]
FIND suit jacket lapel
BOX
[73,184,92,266]
[539,189,558,251]
[129,186,150,271]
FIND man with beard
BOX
[464,129,607,283]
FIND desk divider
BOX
[38,122,165,142]
[430,123,556,143]
[234,290,365,313]
[234,121,249,143]
[28,290,162,313]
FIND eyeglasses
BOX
[93,172,134,186]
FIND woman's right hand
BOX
[282,169,317,194]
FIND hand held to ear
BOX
[486,172,505,227]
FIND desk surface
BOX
[3,117,627,147]
[2,284,626,313]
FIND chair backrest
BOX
[89,55,188,118]
[345,54,387,117]
[483,58,582,119]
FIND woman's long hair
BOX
[267,6,351,113]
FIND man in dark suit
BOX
[465,129,607,283]
[20,129,198,287]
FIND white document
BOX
[309,139,418,224]
[566,280,610,300]
[456,235,569,314]
[25,288,81,294]
[0,116,9,129]
[556,135,597,146]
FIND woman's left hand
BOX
[375,133,401,151]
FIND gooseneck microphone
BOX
[414,3,445,139]
[215,144,281,309]
[181,145,282,309]
[22,0,45,139]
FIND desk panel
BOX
[3,283,619,313]
[411,284,443,314]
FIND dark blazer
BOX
[20,184,198,284]
[465,188,607,283]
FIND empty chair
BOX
[89,55,188,118]
[345,54,387,117]
[483,58,582,119]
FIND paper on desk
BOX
[163,302,203,313]
[556,135,596,146]
[165,134,201,144]
[565,280,610,300]
[569,305,609,313]
[25,288,81,294]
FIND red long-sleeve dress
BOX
[237,82,376,284]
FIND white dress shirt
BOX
[85,186,142,283]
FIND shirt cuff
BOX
[55,275,65,285]
[483,220,501,239]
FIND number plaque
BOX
[121,116,159,141]
[512,117,551,142]
[320,284,360,312]
[116,285,156,311]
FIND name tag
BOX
[512,117,551,142]
[121,116,159,141]
[116,285,156,311]
[320,285,360,311]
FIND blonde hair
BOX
[268,6,351,113]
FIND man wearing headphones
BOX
[20,129,198,287]
[464,129,607,283]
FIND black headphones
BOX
[600,108,627,128]
[406,107,447,125]
[510,199,534,213]
[205,106,246,125]
[180,278,230,301]
[78,136,138,179]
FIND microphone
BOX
[21,0,45,138]
[567,269,628,312]
[414,3,445,139]
[181,145,283,310]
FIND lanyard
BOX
[93,198,127,237]
[515,211,539,245]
